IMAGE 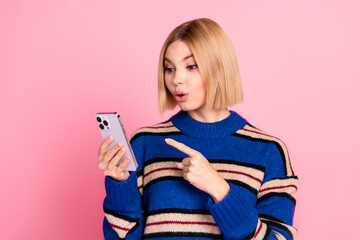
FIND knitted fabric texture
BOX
[103,111,298,240]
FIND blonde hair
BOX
[158,18,243,113]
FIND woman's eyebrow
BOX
[164,57,173,64]
[164,54,194,65]
[183,54,194,61]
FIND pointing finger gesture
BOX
[165,138,230,203]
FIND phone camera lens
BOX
[99,124,104,130]
[103,120,108,126]
[96,117,101,122]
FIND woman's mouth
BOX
[174,92,189,102]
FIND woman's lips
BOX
[174,93,189,102]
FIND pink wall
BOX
[1,0,359,239]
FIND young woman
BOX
[97,18,298,240]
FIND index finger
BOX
[165,138,197,156]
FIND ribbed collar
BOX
[170,110,247,138]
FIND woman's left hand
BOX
[165,138,230,203]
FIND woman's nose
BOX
[173,70,185,85]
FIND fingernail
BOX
[120,148,125,152]
[117,142,122,148]
[165,138,170,143]
[108,136,113,141]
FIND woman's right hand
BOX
[97,136,131,181]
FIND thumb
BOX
[176,162,184,169]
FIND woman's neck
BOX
[187,108,231,123]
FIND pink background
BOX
[1,0,359,239]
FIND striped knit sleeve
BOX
[254,141,298,240]
[208,135,298,240]
[102,131,146,239]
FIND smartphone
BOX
[95,112,138,171]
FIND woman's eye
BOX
[187,64,198,70]
[164,67,175,73]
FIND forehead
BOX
[164,40,193,61]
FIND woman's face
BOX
[164,40,207,114]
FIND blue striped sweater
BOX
[103,110,298,239]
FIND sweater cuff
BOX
[207,183,258,237]
[104,172,141,213]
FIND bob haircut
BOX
[158,18,243,113]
